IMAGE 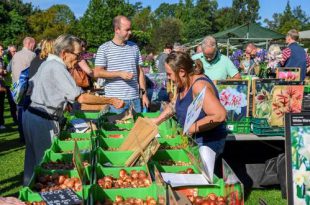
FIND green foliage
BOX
[231,0,260,24]
[77,0,135,50]
[150,17,183,52]
[0,0,34,46]
[264,1,310,34]
[27,4,76,41]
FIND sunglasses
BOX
[70,52,81,58]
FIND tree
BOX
[0,0,34,46]
[154,3,178,19]
[150,17,182,52]
[264,1,310,34]
[214,7,235,31]
[178,0,218,41]
[27,5,76,41]
[131,7,155,52]
[77,0,135,50]
[231,0,260,25]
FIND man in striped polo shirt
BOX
[94,15,149,113]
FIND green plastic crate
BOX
[252,126,284,136]
[70,110,101,120]
[20,166,92,201]
[95,130,129,139]
[251,118,270,128]
[95,147,133,167]
[134,112,161,119]
[304,85,310,93]
[173,179,226,198]
[251,118,284,136]
[58,131,93,141]
[88,184,165,205]
[226,117,251,134]
[154,164,200,174]
[99,122,134,131]
[97,137,124,151]
[40,150,92,171]
[157,135,190,150]
[50,139,92,154]
[151,149,191,165]
[94,164,151,189]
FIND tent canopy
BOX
[213,23,285,39]
[299,30,310,39]
[183,23,285,48]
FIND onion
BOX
[186,168,194,174]
[130,170,138,179]
[115,196,123,203]
[217,196,226,202]
[119,169,127,178]
[138,170,147,179]
[207,193,217,201]
[194,196,203,205]
[104,176,113,182]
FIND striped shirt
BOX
[95,41,143,100]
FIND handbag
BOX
[69,66,90,88]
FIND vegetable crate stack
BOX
[19,110,244,205]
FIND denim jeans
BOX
[109,98,142,114]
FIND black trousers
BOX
[5,86,17,123]
[0,91,5,125]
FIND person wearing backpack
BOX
[11,37,36,143]
[22,34,125,185]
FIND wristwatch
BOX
[140,88,146,95]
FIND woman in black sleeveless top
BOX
[152,51,227,156]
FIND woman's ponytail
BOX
[193,59,204,75]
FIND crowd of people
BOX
[0,14,310,203]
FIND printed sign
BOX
[286,113,310,205]
[183,86,206,134]
[40,188,81,205]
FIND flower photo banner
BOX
[271,85,304,127]
[276,67,301,81]
[215,80,250,122]
[285,113,310,205]
[253,79,282,121]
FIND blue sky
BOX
[23,0,310,23]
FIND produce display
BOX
[158,160,192,166]
[187,193,226,205]
[178,168,195,174]
[107,134,124,138]
[60,149,90,154]
[95,196,165,205]
[19,111,243,204]
[62,138,88,141]
[159,144,187,150]
[25,202,47,205]
[34,173,82,192]
[97,169,151,189]
[41,160,90,170]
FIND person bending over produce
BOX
[152,51,227,156]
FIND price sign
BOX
[39,188,82,205]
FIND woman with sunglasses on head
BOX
[152,51,227,157]
[22,34,125,186]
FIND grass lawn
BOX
[0,100,288,204]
